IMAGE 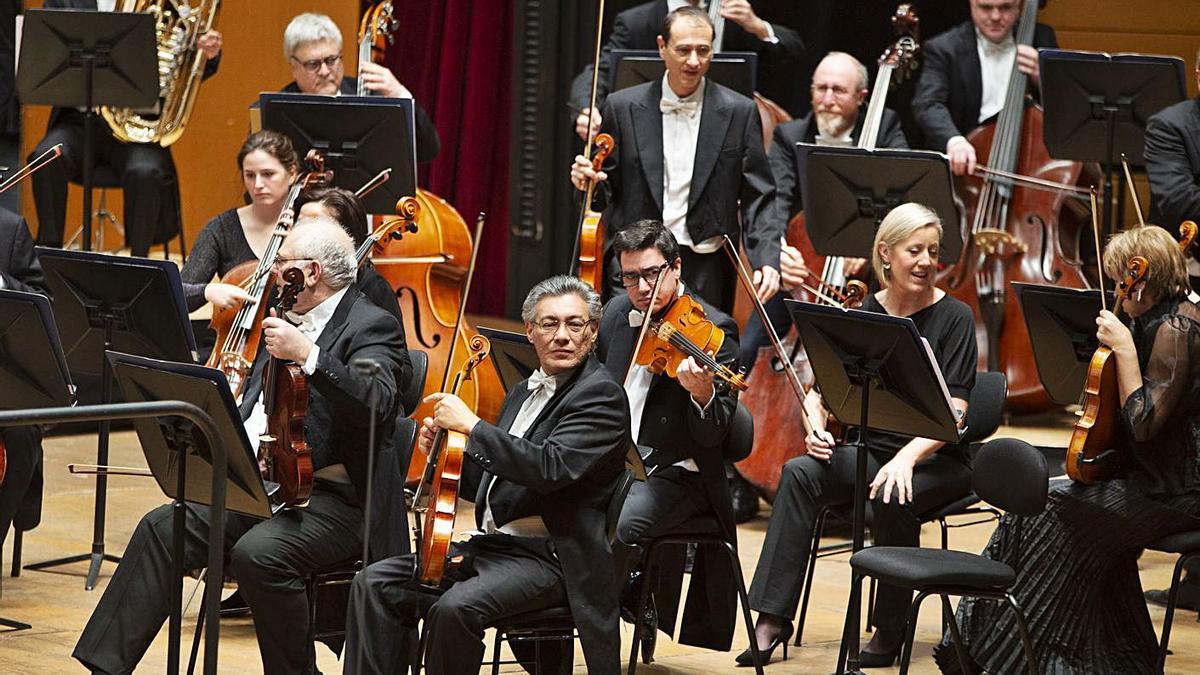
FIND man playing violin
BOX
[912,0,1057,175]
[594,220,747,656]
[343,275,631,675]
[570,6,781,314]
[280,12,440,164]
[73,218,408,675]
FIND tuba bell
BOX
[100,0,220,147]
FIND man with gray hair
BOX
[73,217,409,675]
[344,274,632,675]
[280,12,440,163]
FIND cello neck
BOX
[987,0,1039,175]
[858,64,894,152]
[709,0,726,51]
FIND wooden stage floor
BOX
[2,416,1198,673]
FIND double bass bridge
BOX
[973,228,1028,258]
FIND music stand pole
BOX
[834,366,874,673]
[82,50,96,250]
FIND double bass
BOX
[938,0,1095,413]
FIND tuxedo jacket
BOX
[280,77,441,165]
[913,20,1057,152]
[598,77,780,270]
[770,108,908,221]
[460,355,631,674]
[0,209,44,294]
[1146,97,1200,231]
[596,292,747,650]
[569,0,805,114]
[238,286,409,560]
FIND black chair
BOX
[844,437,1049,675]
[66,158,187,260]
[626,401,764,674]
[794,372,1008,646]
[1146,529,1200,672]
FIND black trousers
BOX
[748,445,970,631]
[344,535,571,675]
[72,483,363,675]
[615,465,710,575]
[0,427,43,545]
[31,110,177,256]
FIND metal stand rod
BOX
[835,367,872,675]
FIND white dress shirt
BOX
[96,0,117,11]
[976,28,1016,124]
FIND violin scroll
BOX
[1179,221,1197,255]
[842,280,869,309]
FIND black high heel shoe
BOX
[734,621,793,667]
[857,632,903,668]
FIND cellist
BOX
[912,0,1057,174]
[72,219,408,675]
[344,275,631,675]
[936,225,1200,674]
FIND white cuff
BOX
[302,344,320,375]
[946,135,968,152]
[761,22,779,44]
[690,390,715,417]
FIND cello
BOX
[938,0,1095,413]
[259,267,314,508]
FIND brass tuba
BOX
[100,0,220,147]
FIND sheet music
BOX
[920,336,958,415]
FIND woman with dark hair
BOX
[937,225,1200,674]
[180,129,299,312]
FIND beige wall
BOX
[20,1,360,246]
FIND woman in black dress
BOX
[738,202,977,667]
[937,225,1200,675]
[180,130,299,312]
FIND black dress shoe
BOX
[639,593,658,664]
[219,589,250,617]
[857,643,901,668]
[1146,581,1200,611]
[735,621,793,667]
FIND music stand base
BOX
[24,549,122,590]
[0,616,32,632]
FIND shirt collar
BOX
[661,72,706,106]
[975,26,1015,54]
[291,285,349,337]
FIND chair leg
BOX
[835,572,863,674]
[722,539,766,675]
[866,577,876,632]
[1004,593,1040,675]
[897,590,931,675]
[491,624,504,675]
[795,507,827,647]
[11,528,22,577]
[627,540,658,675]
[186,587,206,675]
[939,517,951,635]
[1158,553,1191,674]
[414,618,429,675]
[940,595,972,675]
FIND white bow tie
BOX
[982,38,1014,56]
[659,98,699,118]
[284,310,317,334]
[527,370,558,396]
[628,309,645,327]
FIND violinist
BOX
[280,12,440,164]
[594,220,745,654]
[912,0,1057,174]
[570,0,805,140]
[569,6,780,313]
[936,225,1200,674]
[344,275,631,675]
[739,203,977,667]
[73,218,408,675]
[1144,47,1200,289]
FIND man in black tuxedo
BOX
[595,220,749,654]
[279,12,440,164]
[1145,49,1200,289]
[912,0,1057,175]
[28,0,223,255]
[571,6,780,313]
[72,218,409,675]
[0,208,47,553]
[571,0,805,140]
[343,275,631,675]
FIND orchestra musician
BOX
[912,0,1057,175]
[1144,47,1200,289]
[569,6,780,313]
[595,220,745,654]
[0,207,47,554]
[936,225,1200,674]
[740,51,908,370]
[28,1,223,256]
[72,218,408,675]
[570,0,805,141]
[343,275,631,675]
[280,12,440,164]
[739,203,976,667]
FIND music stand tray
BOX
[611,49,758,97]
[259,93,417,214]
[0,289,74,410]
[799,146,964,264]
[1014,282,1109,406]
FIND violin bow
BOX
[0,144,63,196]
[437,212,487,392]
[354,168,392,199]
[1119,153,1146,227]
[1090,187,1108,313]
[622,263,670,386]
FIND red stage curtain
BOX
[380,1,514,316]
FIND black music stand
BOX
[1013,282,1109,405]
[1039,50,1186,237]
[800,146,963,264]
[27,248,196,590]
[785,299,963,675]
[0,289,74,633]
[476,326,539,392]
[259,93,416,214]
[611,49,758,97]
[16,9,158,251]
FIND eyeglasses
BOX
[811,83,854,98]
[291,54,341,73]
[533,319,593,336]
[618,261,672,288]
[273,256,312,267]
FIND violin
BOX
[414,334,491,586]
[357,1,398,97]
[259,267,314,508]
[576,133,613,290]
[1066,255,1149,484]
[634,294,748,392]
[207,150,333,399]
